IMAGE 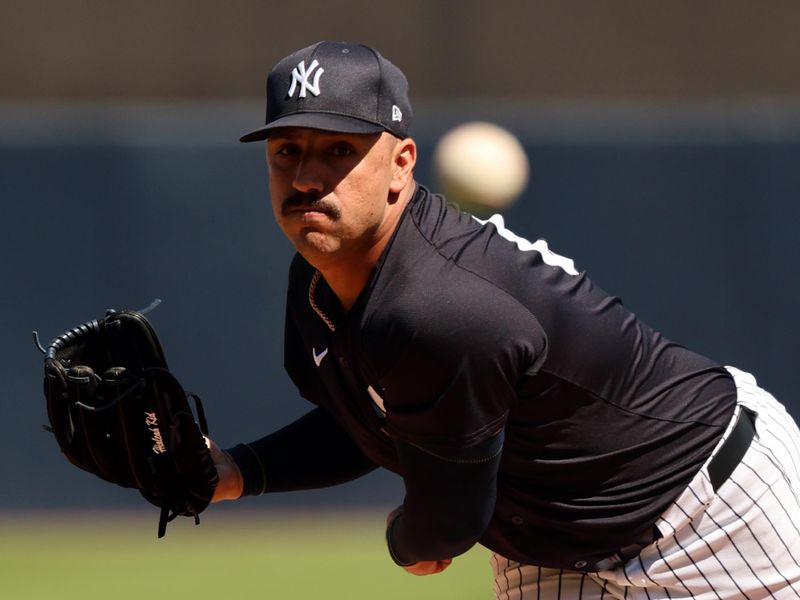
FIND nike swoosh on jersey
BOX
[312,347,329,367]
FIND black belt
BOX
[707,406,756,491]
[587,407,757,572]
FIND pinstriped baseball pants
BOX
[491,367,800,599]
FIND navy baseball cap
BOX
[240,41,413,143]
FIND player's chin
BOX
[292,229,344,257]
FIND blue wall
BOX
[3,104,799,510]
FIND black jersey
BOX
[249,184,737,569]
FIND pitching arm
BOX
[386,430,504,565]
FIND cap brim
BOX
[239,113,385,143]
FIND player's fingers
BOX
[403,562,435,576]
[403,559,453,576]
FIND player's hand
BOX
[403,559,453,576]
[205,437,244,502]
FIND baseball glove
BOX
[34,301,219,537]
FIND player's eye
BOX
[275,144,300,157]
[329,143,354,158]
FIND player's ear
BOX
[389,136,416,194]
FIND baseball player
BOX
[209,41,800,598]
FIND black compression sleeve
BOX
[227,407,377,496]
[386,432,503,564]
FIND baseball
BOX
[433,121,530,215]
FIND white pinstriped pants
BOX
[492,367,800,599]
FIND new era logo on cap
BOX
[240,41,412,143]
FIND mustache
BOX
[281,192,341,219]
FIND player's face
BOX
[266,127,410,267]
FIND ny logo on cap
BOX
[288,59,324,98]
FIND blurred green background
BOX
[1,509,491,600]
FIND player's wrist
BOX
[225,442,267,497]
[216,451,244,501]
[206,438,245,502]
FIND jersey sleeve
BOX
[385,431,504,564]
[227,407,377,495]
[370,288,544,563]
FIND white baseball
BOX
[433,121,529,214]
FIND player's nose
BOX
[292,154,326,194]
